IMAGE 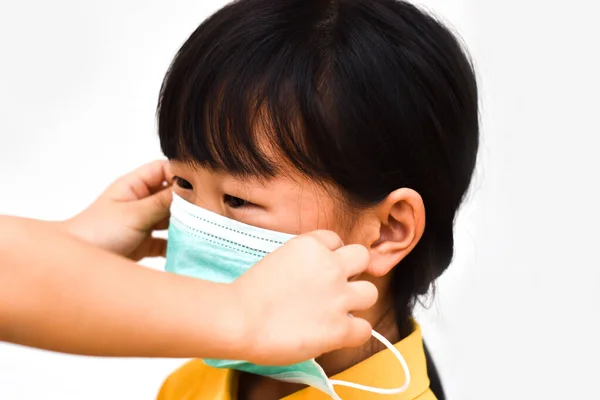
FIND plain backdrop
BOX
[1,0,599,399]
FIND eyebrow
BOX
[225,172,273,189]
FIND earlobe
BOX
[367,188,425,277]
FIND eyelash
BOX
[223,194,251,209]
[174,176,193,190]
[174,176,252,209]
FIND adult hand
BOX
[233,230,378,365]
[63,160,174,260]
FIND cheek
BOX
[269,200,340,234]
[295,203,367,246]
[289,195,368,243]
[262,188,346,235]
[257,179,360,236]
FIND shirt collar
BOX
[283,321,431,399]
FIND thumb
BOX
[135,187,173,231]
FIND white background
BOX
[1,0,599,399]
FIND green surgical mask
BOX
[165,193,410,399]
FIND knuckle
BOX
[297,233,321,248]
[333,264,346,280]
[309,229,340,244]
[351,244,370,260]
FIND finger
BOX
[149,238,169,258]
[346,280,379,311]
[135,188,173,231]
[335,244,371,277]
[138,238,169,259]
[153,217,170,231]
[109,160,174,201]
[127,160,173,198]
[342,317,373,348]
[302,230,344,250]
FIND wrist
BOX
[187,280,253,361]
[55,217,79,240]
[58,214,97,246]
[54,218,75,236]
[216,281,256,361]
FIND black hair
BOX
[158,0,479,337]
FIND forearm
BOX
[0,215,246,359]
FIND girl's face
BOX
[170,155,425,372]
[170,161,362,241]
[170,155,425,336]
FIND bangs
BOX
[157,10,337,179]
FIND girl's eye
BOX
[224,194,250,209]
[174,176,194,190]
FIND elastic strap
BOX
[328,329,410,396]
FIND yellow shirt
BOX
[158,323,437,400]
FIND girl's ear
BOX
[361,188,426,277]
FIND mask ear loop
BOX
[328,329,411,396]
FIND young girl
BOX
[157,0,478,399]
